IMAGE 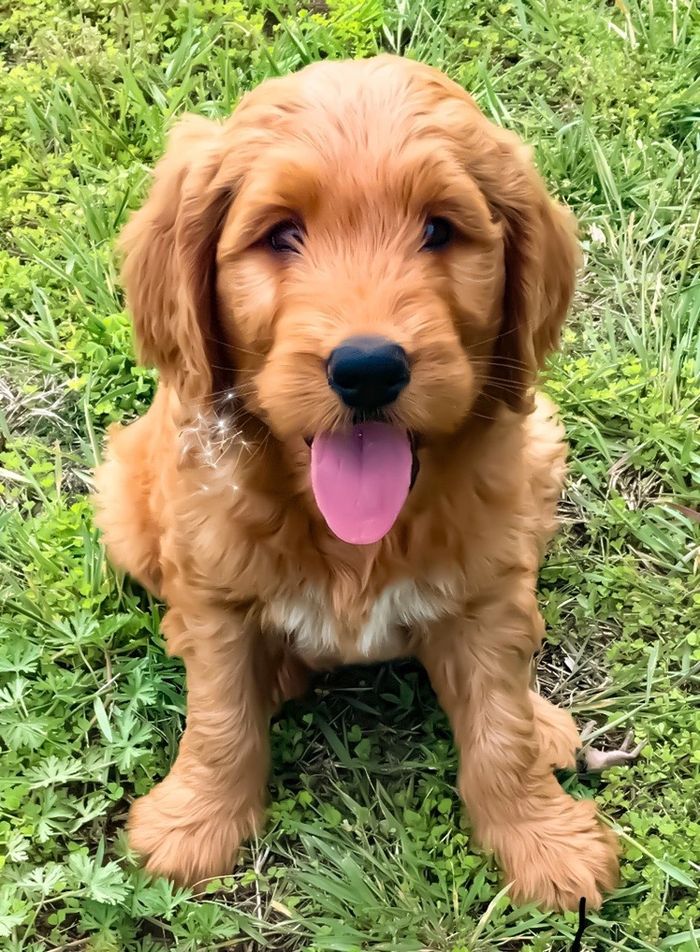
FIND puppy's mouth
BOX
[305,423,419,545]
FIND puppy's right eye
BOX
[267,220,304,254]
[422,216,454,250]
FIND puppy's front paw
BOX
[128,772,262,886]
[485,797,619,911]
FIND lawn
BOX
[1,1,699,949]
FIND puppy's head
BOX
[121,56,578,544]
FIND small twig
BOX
[579,723,645,772]
[49,938,91,952]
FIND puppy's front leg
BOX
[418,579,619,911]
[128,605,271,885]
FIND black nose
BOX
[327,336,410,410]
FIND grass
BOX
[0,0,699,949]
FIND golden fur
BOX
[94,55,619,910]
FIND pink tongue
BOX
[311,422,412,545]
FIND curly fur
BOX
[94,55,618,909]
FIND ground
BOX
[0,1,698,950]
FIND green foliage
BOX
[1,0,698,949]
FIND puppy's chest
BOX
[262,577,459,662]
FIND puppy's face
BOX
[120,57,577,544]
[215,73,503,444]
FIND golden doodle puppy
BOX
[95,55,619,910]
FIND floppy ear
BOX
[119,115,232,404]
[484,135,580,413]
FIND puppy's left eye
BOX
[267,220,304,254]
[422,217,453,251]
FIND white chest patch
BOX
[263,577,458,660]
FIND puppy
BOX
[95,54,619,910]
